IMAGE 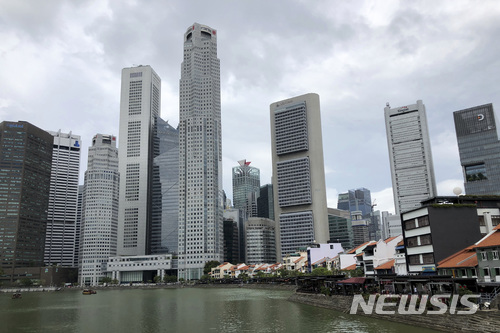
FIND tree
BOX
[163,275,177,283]
[277,268,289,277]
[20,278,33,287]
[311,267,330,276]
[153,276,162,283]
[101,276,112,284]
[350,268,365,277]
[111,278,119,285]
[203,260,220,275]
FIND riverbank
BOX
[289,292,500,333]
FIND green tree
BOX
[163,275,177,283]
[350,267,365,277]
[153,276,162,283]
[101,276,112,284]
[111,278,119,285]
[203,260,220,275]
[20,278,33,287]
[311,266,330,276]
[277,268,289,277]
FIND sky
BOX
[1,0,500,214]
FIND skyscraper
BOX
[327,208,353,251]
[151,117,179,254]
[453,103,500,195]
[232,160,260,219]
[384,100,437,215]
[257,184,274,221]
[117,65,161,256]
[245,217,276,265]
[44,130,81,267]
[0,121,53,277]
[178,23,223,280]
[270,93,329,259]
[80,134,119,286]
[337,188,372,217]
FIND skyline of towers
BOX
[117,65,161,257]
[270,93,329,259]
[384,100,437,215]
[178,23,223,280]
[79,134,120,286]
[0,121,53,276]
[44,130,81,267]
[453,103,500,195]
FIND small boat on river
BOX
[82,289,97,295]
[12,293,22,299]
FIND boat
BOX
[82,289,97,295]
[12,293,22,299]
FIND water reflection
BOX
[0,288,440,333]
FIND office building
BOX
[351,211,370,248]
[381,211,402,240]
[151,118,179,254]
[245,217,276,265]
[223,218,239,264]
[232,159,260,219]
[270,93,329,258]
[327,208,353,251]
[453,103,500,195]
[257,184,274,220]
[80,134,120,286]
[44,130,81,267]
[117,65,161,256]
[384,100,437,215]
[178,23,223,280]
[337,188,372,217]
[0,121,53,278]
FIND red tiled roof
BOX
[347,241,376,254]
[384,236,398,244]
[396,240,404,247]
[294,257,304,264]
[355,253,363,257]
[438,246,477,268]
[375,259,395,270]
[473,230,500,249]
[341,263,357,271]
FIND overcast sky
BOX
[2,0,500,214]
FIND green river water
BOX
[0,288,440,333]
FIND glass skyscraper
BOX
[337,188,372,217]
[454,103,500,195]
[178,23,223,280]
[0,121,53,277]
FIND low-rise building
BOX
[307,243,344,273]
[106,254,175,283]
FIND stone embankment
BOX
[289,292,500,333]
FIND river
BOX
[1,287,440,332]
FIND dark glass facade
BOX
[454,104,500,195]
[0,121,53,273]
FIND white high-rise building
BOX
[80,134,119,286]
[117,65,161,256]
[44,130,81,267]
[178,23,223,280]
[384,100,437,215]
[270,93,329,259]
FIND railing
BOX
[480,285,500,304]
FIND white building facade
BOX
[384,100,437,215]
[245,217,276,264]
[117,65,161,256]
[80,134,119,286]
[44,130,81,267]
[178,23,223,280]
[270,93,329,259]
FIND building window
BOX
[492,216,500,227]
[405,219,416,230]
[422,253,434,264]
[492,251,499,260]
[471,268,477,277]
[408,255,420,265]
[495,267,500,277]
[480,252,487,261]
[420,234,432,246]
[407,236,418,248]
[418,216,430,227]
[478,215,485,226]
[483,268,490,277]
[464,163,487,182]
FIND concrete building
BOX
[327,208,353,250]
[357,235,402,276]
[351,211,370,248]
[453,103,500,195]
[106,254,174,283]
[257,184,274,220]
[0,121,53,279]
[381,211,402,240]
[44,130,81,267]
[245,217,276,265]
[80,134,119,286]
[178,23,223,280]
[270,93,329,258]
[384,100,437,215]
[223,218,239,264]
[151,118,179,255]
[117,65,161,256]
[402,198,483,274]
[307,243,344,273]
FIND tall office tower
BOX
[337,188,372,217]
[151,117,179,254]
[245,217,276,265]
[453,104,500,195]
[270,93,329,259]
[232,159,261,219]
[75,185,83,269]
[117,65,161,256]
[223,217,239,263]
[178,23,223,280]
[380,211,402,240]
[44,130,81,267]
[257,184,274,220]
[351,211,370,247]
[384,100,437,215]
[232,159,260,262]
[0,121,53,278]
[327,208,353,251]
[80,134,119,286]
